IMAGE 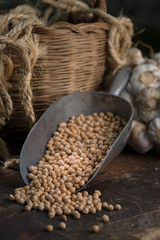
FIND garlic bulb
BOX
[130,64,160,95]
[126,47,145,67]
[128,120,153,153]
[148,117,160,146]
[136,87,160,123]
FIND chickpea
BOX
[89,207,96,214]
[37,204,44,211]
[72,210,81,219]
[17,198,25,205]
[102,214,109,222]
[9,194,15,201]
[107,204,114,211]
[82,191,88,197]
[91,225,100,233]
[95,202,102,212]
[102,201,108,209]
[61,215,67,221]
[33,202,38,209]
[56,207,63,216]
[46,225,53,232]
[83,207,89,214]
[48,211,55,219]
[63,207,71,215]
[24,205,31,211]
[59,222,66,230]
[115,204,121,211]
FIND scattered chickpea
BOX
[91,225,100,233]
[107,204,114,211]
[61,215,67,221]
[59,222,66,230]
[102,202,108,209]
[102,214,109,222]
[46,225,53,232]
[115,204,121,211]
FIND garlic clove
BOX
[138,109,160,124]
[148,117,160,146]
[130,64,158,95]
[128,120,153,153]
[136,87,160,123]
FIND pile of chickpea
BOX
[10,112,125,233]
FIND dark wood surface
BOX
[0,148,160,240]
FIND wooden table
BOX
[0,148,160,240]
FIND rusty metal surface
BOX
[0,148,160,240]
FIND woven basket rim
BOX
[33,21,110,33]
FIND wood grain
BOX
[0,147,160,240]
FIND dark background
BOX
[0,0,160,53]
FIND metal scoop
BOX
[20,67,133,190]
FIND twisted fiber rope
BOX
[0,7,45,168]
[43,0,133,69]
[3,158,19,169]
[87,0,107,12]
[10,5,41,17]
[0,9,44,128]
[0,14,29,35]
[0,54,13,126]
[18,34,46,126]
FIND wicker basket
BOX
[0,0,133,156]
[2,1,109,142]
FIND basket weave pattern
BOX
[33,22,109,116]
[5,21,109,139]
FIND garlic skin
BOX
[126,47,145,67]
[148,117,160,146]
[130,64,160,95]
[136,87,160,123]
[128,120,153,153]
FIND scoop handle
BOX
[109,67,132,96]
